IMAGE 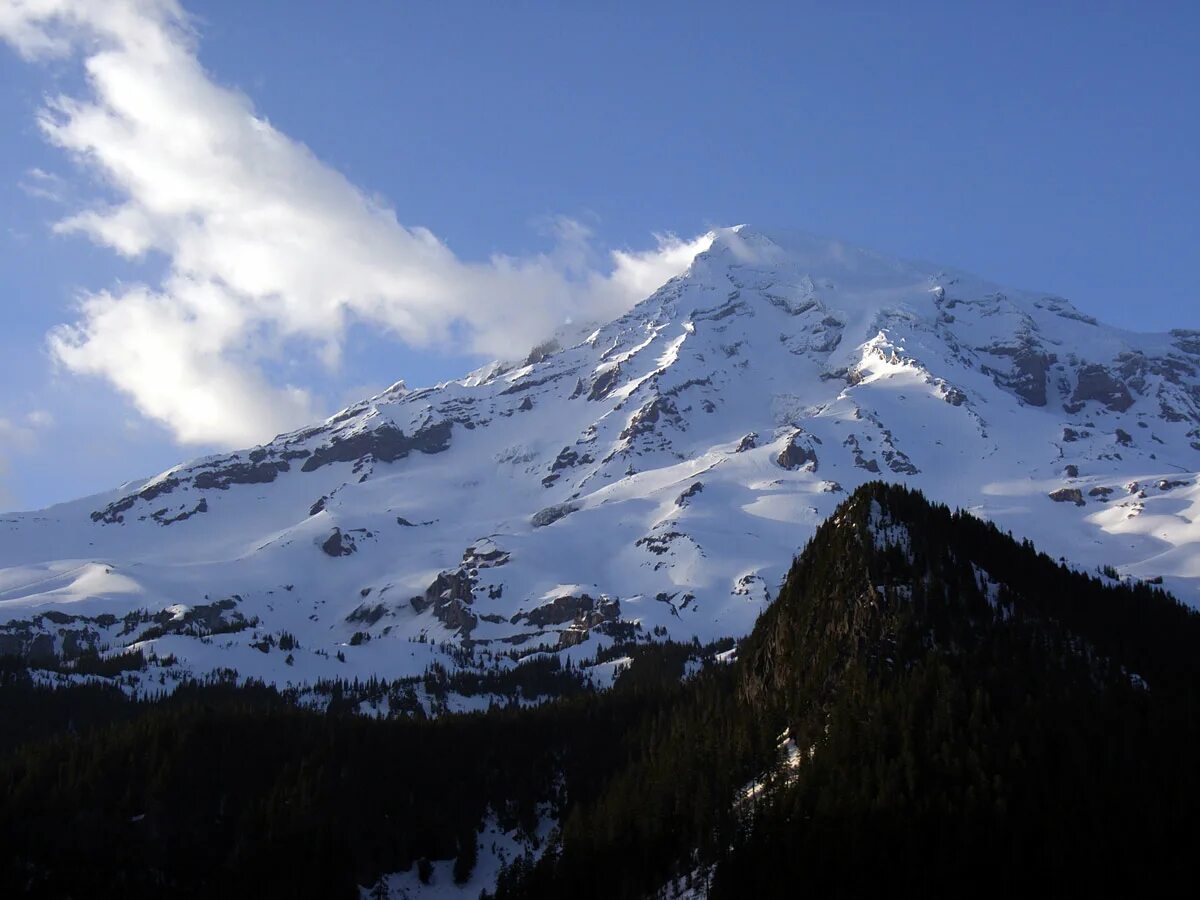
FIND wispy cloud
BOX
[18,166,69,202]
[0,410,53,509]
[0,413,44,450]
[0,0,711,447]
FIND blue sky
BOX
[0,0,1197,511]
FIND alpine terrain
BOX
[2,226,1200,695]
[2,484,1196,897]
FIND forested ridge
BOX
[2,483,1198,898]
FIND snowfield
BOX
[2,225,1198,687]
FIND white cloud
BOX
[18,166,68,202]
[1,0,712,447]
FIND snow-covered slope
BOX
[3,226,1199,686]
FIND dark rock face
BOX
[1089,486,1114,500]
[1160,399,1191,423]
[542,446,595,487]
[1064,465,1079,478]
[620,397,680,441]
[144,598,248,639]
[588,366,621,401]
[0,615,93,662]
[693,297,750,322]
[152,498,208,526]
[512,594,620,629]
[433,598,477,636]
[1071,365,1134,413]
[301,421,452,472]
[844,434,880,473]
[735,432,758,452]
[1008,349,1052,406]
[663,376,713,398]
[321,529,356,557]
[881,447,919,475]
[1036,295,1098,325]
[637,531,684,556]
[1171,329,1200,357]
[6,598,251,656]
[410,569,477,637]
[676,482,703,507]
[942,386,967,406]
[463,540,510,569]
[984,340,1052,406]
[410,570,473,614]
[346,602,387,626]
[91,476,182,524]
[776,433,819,471]
[434,396,487,430]
[91,445,313,524]
[557,629,589,649]
[532,503,578,528]
[499,372,562,396]
[1115,428,1134,446]
[1048,488,1086,506]
[193,460,288,490]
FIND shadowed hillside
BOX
[2,484,1198,898]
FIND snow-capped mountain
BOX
[3,226,1198,687]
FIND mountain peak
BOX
[1,228,1198,691]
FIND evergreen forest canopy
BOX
[1,483,1198,898]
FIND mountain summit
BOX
[2,226,1198,686]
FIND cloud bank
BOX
[0,0,711,447]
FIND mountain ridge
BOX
[497,482,1200,898]
[5,483,1197,897]
[2,226,1198,689]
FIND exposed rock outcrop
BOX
[91,476,182,524]
[1070,365,1134,414]
[542,446,594,487]
[532,503,579,528]
[151,498,208,526]
[776,432,819,471]
[1048,488,1086,506]
[511,593,620,629]
[321,529,356,557]
[588,365,621,401]
[301,421,452,472]
[620,396,680,441]
[735,432,758,452]
[194,460,288,490]
[410,569,478,638]
[676,482,704,507]
[982,339,1052,406]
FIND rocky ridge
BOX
[1,226,1198,689]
